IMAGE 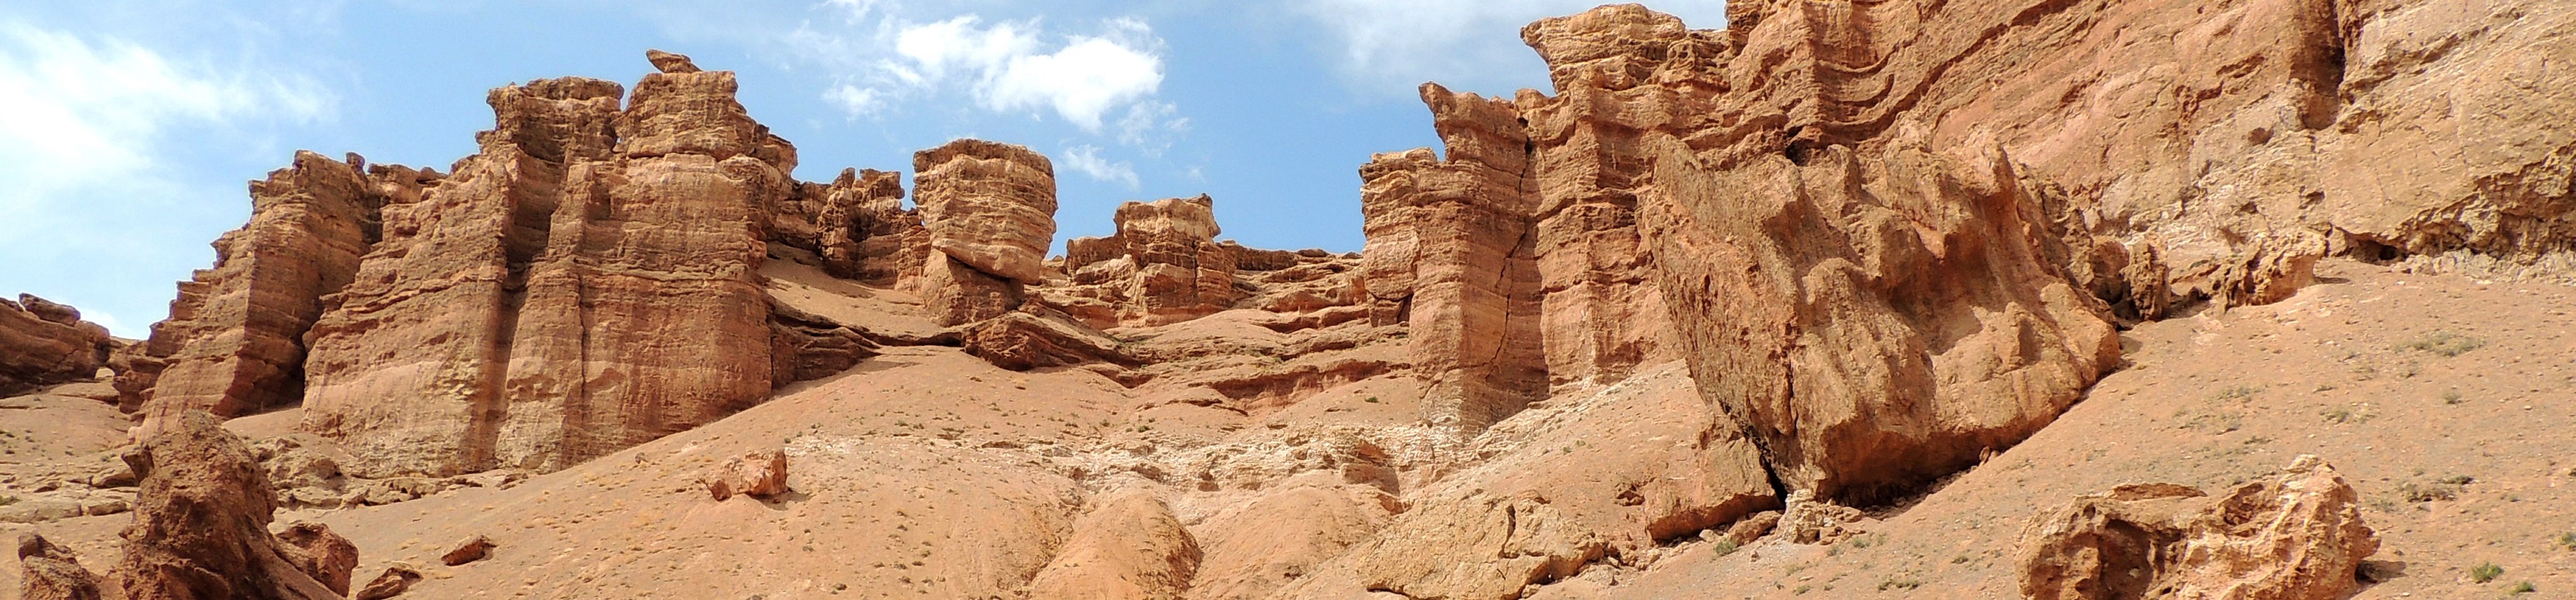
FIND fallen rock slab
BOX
[352,563,423,600]
[440,534,495,566]
[2019,455,2378,600]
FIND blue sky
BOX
[0,0,1726,336]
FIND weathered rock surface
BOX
[704,448,790,501]
[17,534,105,600]
[961,310,1136,371]
[352,563,422,600]
[113,410,341,600]
[913,139,1056,326]
[1357,142,1547,432]
[300,55,779,477]
[1280,363,1773,600]
[916,139,1057,283]
[273,521,359,596]
[2018,456,2378,600]
[772,167,921,284]
[440,535,495,566]
[0,294,113,397]
[1055,194,1240,327]
[1027,489,1202,600]
[122,152,411,430]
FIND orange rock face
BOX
[15,534,104,600]
[113,411,342,600]
[0,294,112,397]
[1057,194,1240,328]
[300,58,777,477]
[913,139,1057,325]
[704,449,790,501]
[120,152,414,425]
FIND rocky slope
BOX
[5,0,2572,598]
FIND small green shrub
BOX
[2470,562,2504,583]
[2401,331,2487,357]
[2556,532,2576,552]
[2442,389,2464,405]
[1712,539,1739,556]
[1878,578,1924,591]
[2510,581,2537,594]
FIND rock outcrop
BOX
[120,152,416,429]
[1027,489,1203,600]
[1281,363,1773,600]
[772,167,922,284]
[2018,456,2378,600]
[1055,194,1240,328]
[298,55,781,477]
[1,294,113,397]
[913,139,1057,326]
[273,522,359,596]
[113,410,342,600]
[17,534,105,600]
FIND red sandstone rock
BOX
[1056,194,1240,328]
[17,533,104,600]
[113,410,341,600]
[1,294,112,397]
[2019,456,2378,600]
[1027,489,1202,600]
[123,152,402,432]
[961,310,1136,371]
[704,449,790,501]
[439,535,495,566]
[273,521,359,596]
[915,139,1058,286]
[351,563,422,600]
[301,53,777,477]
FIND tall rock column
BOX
[913,139,1057,326]
[1356,85,1547,432]
[299,76,628,477]
[121,152,410,427]
[302,51,782,477]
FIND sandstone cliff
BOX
[1,294,113,397]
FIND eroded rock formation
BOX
[1027,489,1203,600]
[914,139,1057,326]
[1054,194,1240,328]
[114,411,342,600]
[298,55,779,477]
[121,152,414,427]
[2018,456,2378,600]
[1,294,113,397]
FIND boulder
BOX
[704,449,790,501]
[961,310,1136,371]
[440,535,495,566]
[113,410,340,600]
[352,563,423,600]
[273,521,359,596]
[2018,456,2378,600]
[17,533,105,600]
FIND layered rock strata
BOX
[913,139,1059,326]
[1056,194,1240,328]
[120,152,419,426]
[300,53,779,477]
[1,294,113,397]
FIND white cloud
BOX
[1291,0,1728,94]
[823,83,885,115]
[799,13,1170,134]
[1062,144,1138,190]
[0,22,331,238]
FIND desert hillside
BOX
[6,1,2573,599]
